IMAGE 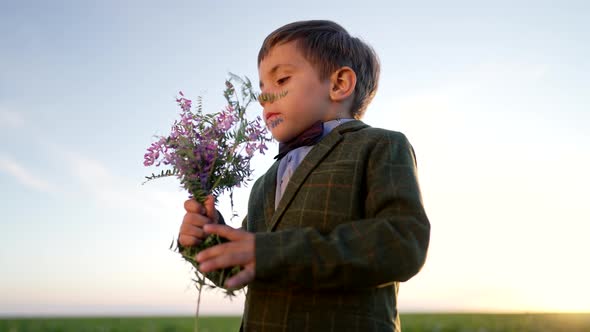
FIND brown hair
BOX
[258,20,380,119]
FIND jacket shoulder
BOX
[346,125,411,145]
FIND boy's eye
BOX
[277,76,290,85]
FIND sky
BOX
[1,0,589,317]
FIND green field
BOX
[1,313,589,332]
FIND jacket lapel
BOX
[268,120,369,231]
[262,160,279,230]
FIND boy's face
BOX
[258,41,332,143]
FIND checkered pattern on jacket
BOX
[240,120,430,332]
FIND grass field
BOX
[1,313,590,332]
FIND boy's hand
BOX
[178,195,219,247]
[196,224,255,289]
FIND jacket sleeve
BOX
[254,132,431,290]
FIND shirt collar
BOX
[322,118,355,138]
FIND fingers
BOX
[179,222,207,239]
[204,195,219,223]
[203,223,242,241]
[225,266,255,289]
[196,237,254,272]
[184,199,206,214]
[182,211,210,228]
[178,234,201,247]
[179,218,210,247]
[183,196,217,223]
[197,241,247,268]
[194,225,256,287]
[179,202,214,247]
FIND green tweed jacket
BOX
[239,120,430,332]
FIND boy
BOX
[178,20,430,331]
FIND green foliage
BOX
[3,314,590,332]
[143,73,271,295]
[142,169,178,185]
[143,73,272,331]
[400,313,590,332]
[256,90,288,104]
[0,316,241,332]
[171,237,244,297]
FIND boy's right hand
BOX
[178,195,219,247]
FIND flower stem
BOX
[195,284,202,332]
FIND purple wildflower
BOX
[144,75,272,204]
[176,92,192,113]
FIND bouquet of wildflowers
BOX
[142,74,272,304]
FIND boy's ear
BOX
[329,66,356,102]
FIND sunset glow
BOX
[1,1,588,316]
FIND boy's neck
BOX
[322,110,354,122]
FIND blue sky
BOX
[1,0,589,316]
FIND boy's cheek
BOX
[266,116,284,130]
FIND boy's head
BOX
[257,20,380,143]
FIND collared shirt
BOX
[275,118,355,209]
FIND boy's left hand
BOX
[196,224,255,289]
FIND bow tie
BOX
[274,121,324,160]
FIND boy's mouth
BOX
[265,112,280,121]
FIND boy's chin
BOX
[272,135,293,144]
[270,121,318,143]
[273,131,304,144]
[270,129,296,143]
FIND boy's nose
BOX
[258,90,284,107]
[258,94,267,107]
[257,90,273,107]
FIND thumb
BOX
[204,195,219,223]
[203,224,241,241]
